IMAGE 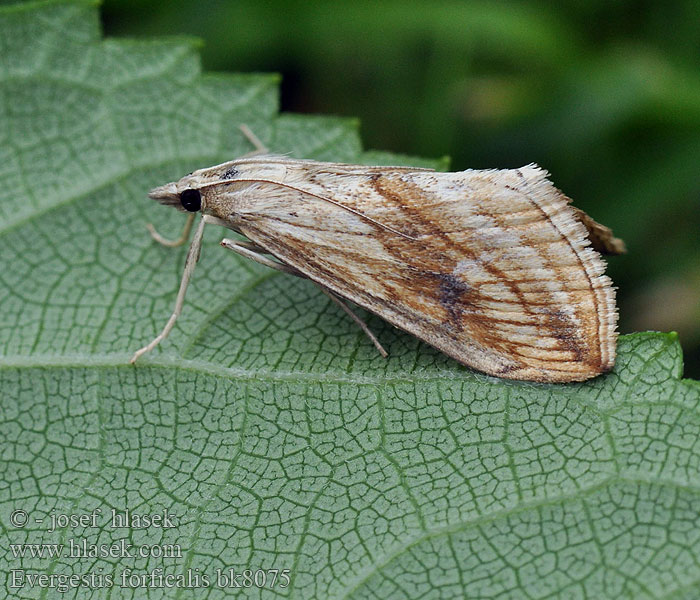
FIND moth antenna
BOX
[297,188,419,241]
[147,213,196,247]
[206,178,419,241]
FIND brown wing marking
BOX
[366,171,611,376]
[229,166,616,381]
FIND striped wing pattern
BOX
[205,159,617,382]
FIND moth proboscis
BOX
[130,127,624,383]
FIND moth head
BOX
[148,179,204,213]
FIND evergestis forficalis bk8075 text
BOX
[131,127,625,383]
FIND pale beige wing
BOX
[206,162,618,382]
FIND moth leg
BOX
[220,238,388,358]
[220,238,302,275]
[130,214,214,363]
[239,124,269,155]
[317,288,389,358]
[147,212,195,248]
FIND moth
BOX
[131,127,624,382]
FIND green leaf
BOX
[1,2,699,599]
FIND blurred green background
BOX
[102,0,700,378]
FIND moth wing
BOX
[227,163,617,382]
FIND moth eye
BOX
[180,188,201,212]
